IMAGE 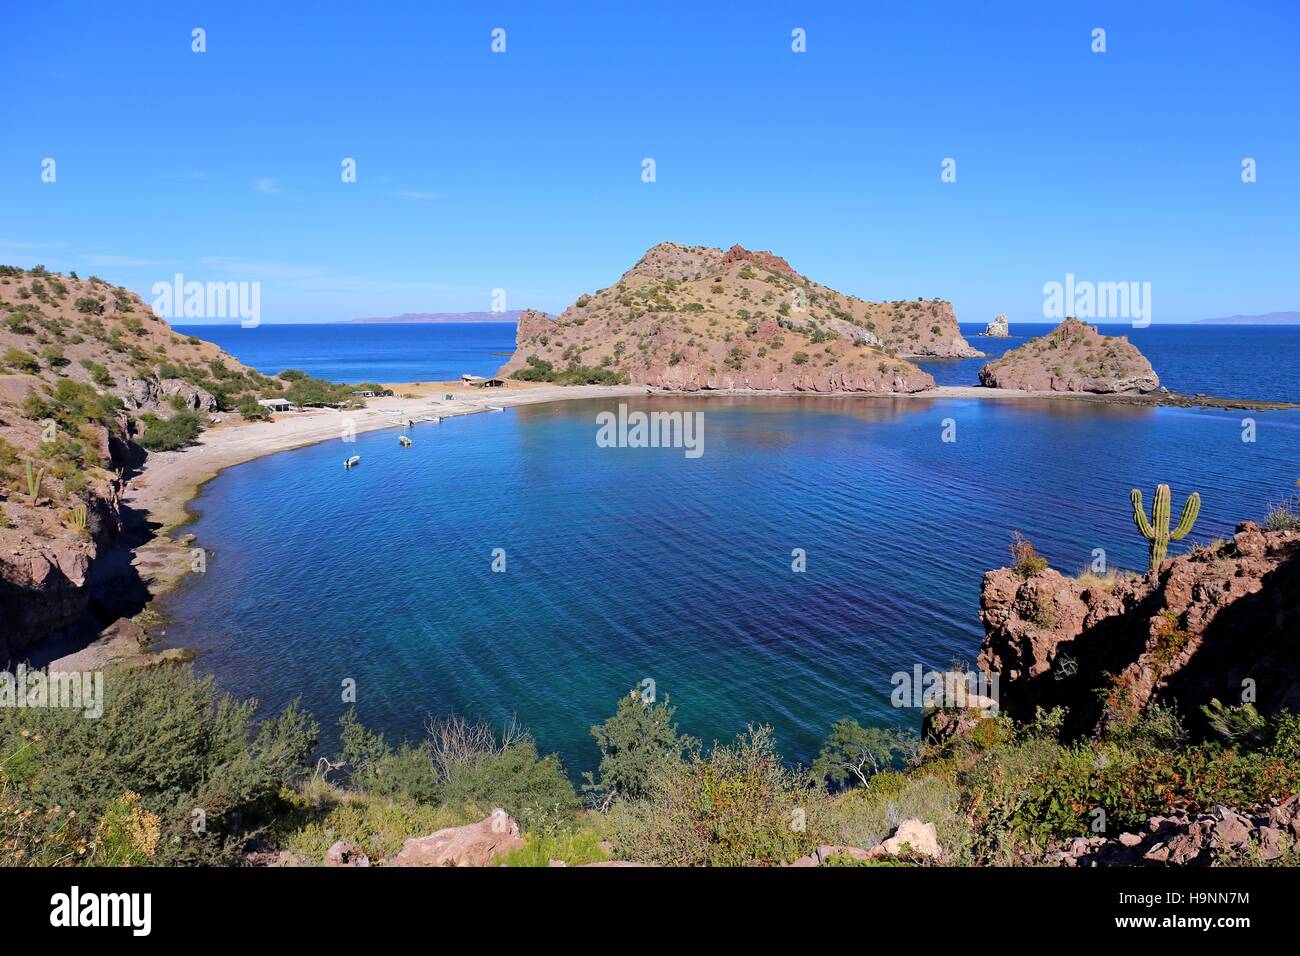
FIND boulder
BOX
[872,819,942,860]
[815,844,873,864]
[388,809,524,867]
[324,841,369,867]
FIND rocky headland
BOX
[498,242,982,394]
[977,317,1158,393]
[978,520,1300,739]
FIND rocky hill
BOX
[977,318,1158,393]
[978,520,1300,739]
[0,265,274,663]
[498,242,981,393]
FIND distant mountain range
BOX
[1195,311,1300,325]
[342,310,525,324]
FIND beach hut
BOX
[257,398,293,413]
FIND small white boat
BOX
[399,435,412,447]
[385,418,404,426]
[420,415,441,423]
[344,455,361,469]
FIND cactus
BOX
[1131,483,1201,571]
[24,459,45,500]
[67,503,88,533]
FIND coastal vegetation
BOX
[4,655,1298,868]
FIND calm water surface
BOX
[160,379,1300,773]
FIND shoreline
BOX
[47,379,1295,669]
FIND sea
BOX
[160,322,1300,774]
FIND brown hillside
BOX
[0,265,276,662]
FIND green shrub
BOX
[237,396,272,420]
[500,822,609,867]
[829,771,972,863]
[3,347,40,374]
[585,692,688,807]
[331,711,578,833]
[0,665,317,866]
[812,719,920,790]
[1009,530,1048,577]
[136,411,201,451]
[438,739,579,832]
[606,725,830,866]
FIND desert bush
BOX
[500,821,609,867]
[437,737,579,832]
[1009,530,1048,577]
[962,711,1300,851]
[606,725,830,866]
[829,770,973,863]
[1263,482,1300,531]
[812,719,919,790]
[332,711,578,832]
[135,411,201,451]
[0,665,317,866]
[275,781,469,863]
[3,347,39,374]
[586,691,688,807]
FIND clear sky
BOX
[2,1,1296,324]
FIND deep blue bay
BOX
[175,322,518,383]
[158,324,1300,774]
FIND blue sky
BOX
[2,1,1296,324]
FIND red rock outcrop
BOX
[387,809,525,867]
[977,318,1158,393]
[719,243,797,278]
[977,521,1300,737]
[1044,798,1300,866]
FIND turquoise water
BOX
[160,388,1300,774]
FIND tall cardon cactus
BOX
[1131,484,1200,571]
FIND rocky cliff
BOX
[977,318,1158,393]
[977,521,1300,738]
[0,265,265,663]
[498,242,982,393]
